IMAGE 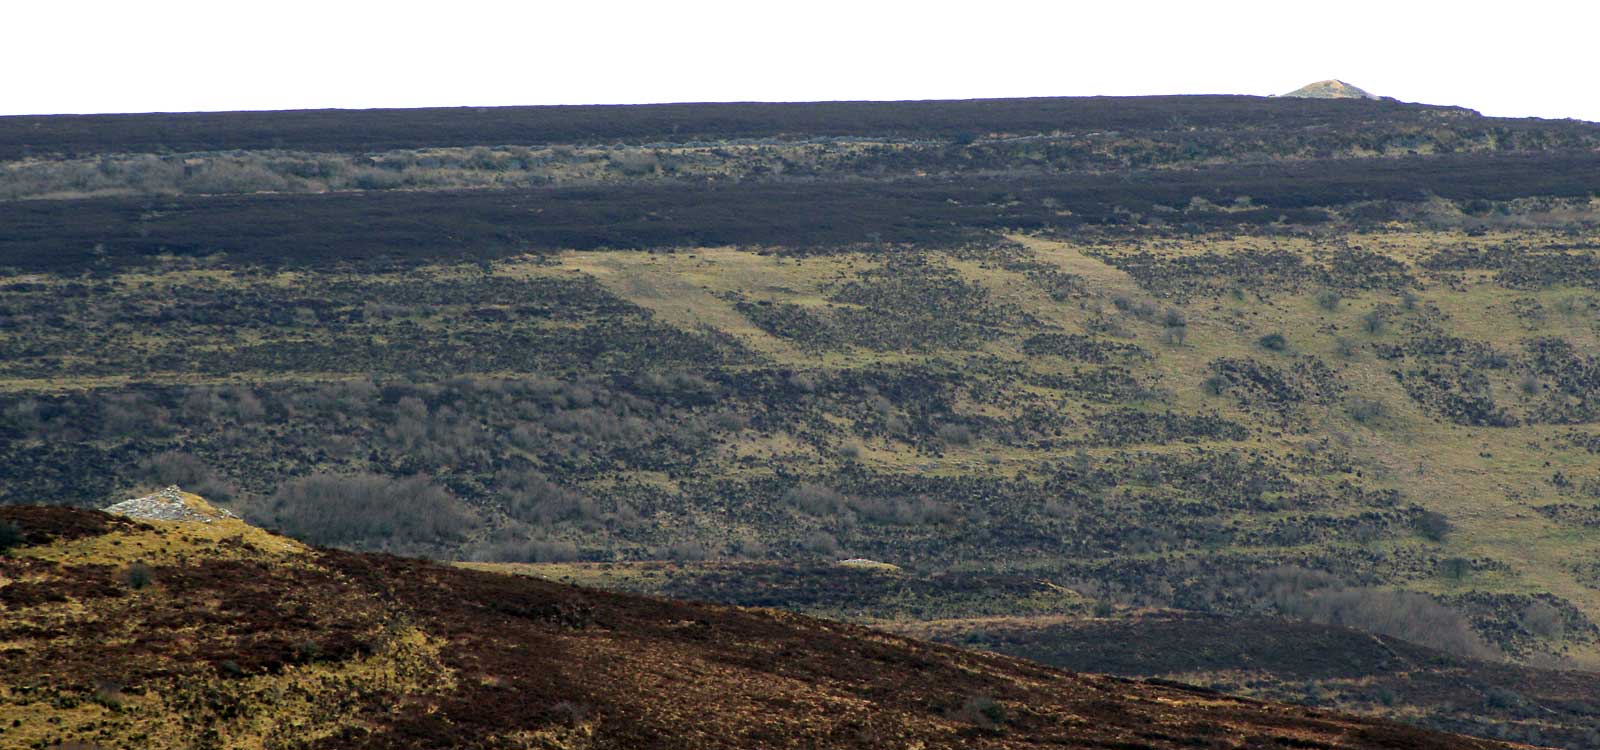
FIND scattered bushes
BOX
[1257,333,1289,352]
[499,470,595,526]
[467,537,579,563]
[1110,295,1159,321]
[1263,568,1492,659]
[1204,356,1343,426]
[784,483,851,516]
[265,473,476,549]
[781,481,952,528]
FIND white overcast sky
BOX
[6,0,1598,122]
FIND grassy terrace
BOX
[6,227,1599,663]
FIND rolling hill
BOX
[0,500,1526,749]
[3,94,1600,746]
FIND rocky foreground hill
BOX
[0,498,1521,750]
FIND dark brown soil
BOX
[0,506,147,546]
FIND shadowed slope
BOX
[0,505,1526,749]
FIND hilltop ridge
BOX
[1284,79,1382,99]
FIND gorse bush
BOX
[1202,374,1230,396]
[1415,510,1453,542]
[123,562,152,590]
[266,473,475,548]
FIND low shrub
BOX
[1415,510,1452,542]
[123,562,152,590]
[1315,289,1342,311]
[266,473,476,548]
[1348,398,1388,424]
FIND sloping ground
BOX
[0,506,1522,750]
[907,612,1600,748]
[479,559,1600,747]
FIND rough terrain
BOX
[0,503,1528,749]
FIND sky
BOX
[7,0,1599,122]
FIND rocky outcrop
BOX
[104,486,238,523]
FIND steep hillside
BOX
[3,96,1599,746]
[0,504,1519,749]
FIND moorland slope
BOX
[3,94,1600,747]
[0,502,1521,749]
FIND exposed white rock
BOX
[104,486,237,524]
